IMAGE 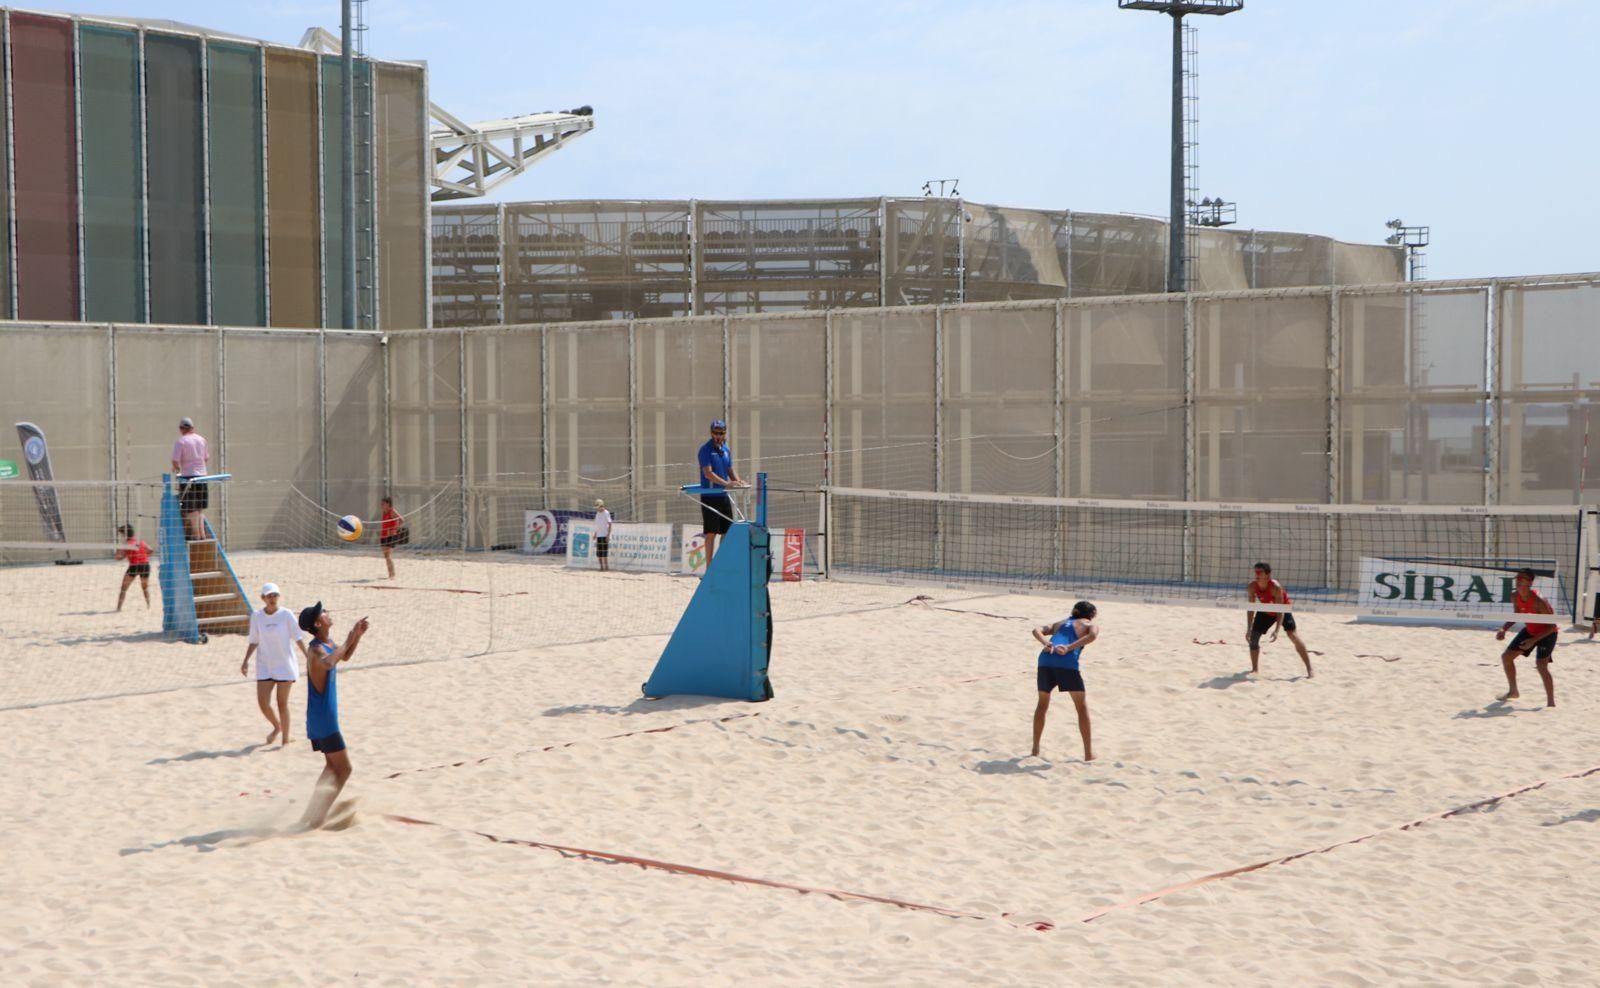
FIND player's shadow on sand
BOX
[1198,672,1252,690]
[147,743,265,765]
[30,630,169,647]
[973,758,1052,776]
[1454,701,1517,719]
[120,826,275,855]
[1541,809,1600,827]
[542,696,737,718]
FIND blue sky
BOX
[73,0,1598,279]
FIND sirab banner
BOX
[1357,556,1558,619]
[15,422,67,543]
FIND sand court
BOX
[4,565,1600,985]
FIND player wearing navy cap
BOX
[696,419,748,566]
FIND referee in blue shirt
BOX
[697,418,747,566]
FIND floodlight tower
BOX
[1119,1,1243,292]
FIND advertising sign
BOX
[567,521,674,572]
[1357,556,1557,619]
[680,525,708,576]
[522,509,592,555]
[782,528,805,582]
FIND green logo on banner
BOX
[0,459,18,479]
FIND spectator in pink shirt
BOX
[171,417,210,540]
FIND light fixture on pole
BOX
[1118,0,1243,292]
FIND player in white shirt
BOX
[594,499,614,572]
[241,583,311,746]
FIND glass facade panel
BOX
[10,13,80,320]
[320,56,347,328]
[375,63,426,330]
[78,26,144,323]
[145,33,206,325]
[265,49,321,328]
[207,42,266,327]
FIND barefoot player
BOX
[298,602,369,828]
[1246,562,1314,678]
[1495,568,1557,707]
[114,524,151,611]
[1030,601,1098,761]
[242,583,308,745]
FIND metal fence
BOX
[2,272,1596,558]
[432,198,1408,326]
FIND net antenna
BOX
[1118,0,1244,293]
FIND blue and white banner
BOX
[521,509,594,555]
[15,422,66,543]
[566,521,674,572]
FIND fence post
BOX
[688,200,700,316]
[627,319,638,520]
[1485,281,1500,508]
[1182,292,1197,582]
[1326,287,1341,588]
[539,324,550,498]
[933,305,945,571]
[458,328,468,548]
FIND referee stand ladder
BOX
[159,473,251,643]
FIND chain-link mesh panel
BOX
[943,304,1057,495]
[1062,299,1185,499]
[830,309,936,490]
[114,327,218,482]
[503,201,691,324]
[324,332,386,524]
[962,206,1068,304]
[0,324,111,481]
[1499,282,1600,504]
[465,328,542,547]
[1067,212,1166,297]
[221,330,321,548]
[634,317,723,521]
[546,322,630,516]
[1191,228,1249,292]
[884,199,961,306]
[732,315,826,489]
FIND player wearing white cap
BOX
[241,583,310,746]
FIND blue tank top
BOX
[1038,619,1084,670]
[305,639,340,739]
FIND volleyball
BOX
[337,515,364,542]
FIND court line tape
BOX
[1075,763,1600,924]
[383,812,1052,932]
[355,585,529,597]
[382,713,766,780]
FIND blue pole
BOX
[756,472,768,528]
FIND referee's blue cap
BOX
[710,419,727,431]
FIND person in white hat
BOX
[241,583,309,746]
[594,498,613,572]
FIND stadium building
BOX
[0,8,592,331]
[431,198,1406,326]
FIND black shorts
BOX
[178,479,208,511]
[125,563,150,577]
[379,529,409,548]
[1508,628,1556,662]
[595,535,610,558]
[1037,666,1085,693]
[701,494,733,535]
[1248,610,1296,647]
[310,731,347,754]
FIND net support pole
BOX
[1054,299,1067,577]
[219,324,230,546]
[1484,281,1501,560]
[822,310,834,578]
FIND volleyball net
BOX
[824,486,1600,624]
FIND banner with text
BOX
[567,521,674,572]
[1357,556,1558,620]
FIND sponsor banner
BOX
[680,525,708,576]
[522,509,592,555]
[782,528,805,582]
[567,521,674,572]
[1358,556,1556,618]
[15,422,66,542]
[0,459,18,479]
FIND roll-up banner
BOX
[16,422,69,545]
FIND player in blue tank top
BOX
[1030,600,1098,761]
[296,601,370,829]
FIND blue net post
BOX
[756,472,768,529]
[158,474,200,642]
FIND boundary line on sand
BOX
[386,764,1600,934]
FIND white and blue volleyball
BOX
[337,514,364,542]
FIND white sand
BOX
[4,559,1600,986]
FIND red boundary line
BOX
[1075,764,1600,923]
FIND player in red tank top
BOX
[114,524,152,611]
[1245,562,1314,679]
[1494,568,1557,707]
